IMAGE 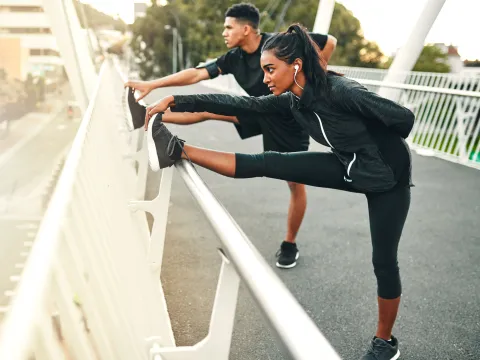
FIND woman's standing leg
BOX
[366,187,411,340]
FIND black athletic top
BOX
[172,73,415,192]
[200,32,328,97]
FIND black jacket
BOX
[172,73,415,192]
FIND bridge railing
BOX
[0,59,175,360]
[329,65,480,91]
[354,78,480,167]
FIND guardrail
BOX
[352,78,480,168]
[329,65,480,91]
[0,59,175,360]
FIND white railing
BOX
[352,78,480,168]
[329,65,480,91]
[0,59,175,360]
[0,57,341,359]
[202,68,480,168]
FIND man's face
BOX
[222,17,248,48]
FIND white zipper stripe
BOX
[346,152,356,177]
[313,112,334,149]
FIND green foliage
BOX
[131,0,387,78]
[464,59,480,67]
[412,45,450,73]
[383,45,451,73]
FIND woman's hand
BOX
[123,80,153,102]
[145,95,175,130]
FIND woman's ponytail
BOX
[263,23,328,96]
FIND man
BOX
[125,3,337,269]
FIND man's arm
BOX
[321,35,337,63]
[149,67,211,87]
[124,67,212,101]
[308,33,337,63]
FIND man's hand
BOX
[124,80,153,102]
[145,95,175,130]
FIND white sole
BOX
[276,252,299,269]
[147,113,160,172]
[391,350,400,360]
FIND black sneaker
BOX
[361,336,400,360]
[147,113,185,171]
[126,86,146,130]
[275,241,299,269]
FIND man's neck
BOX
[240,33,263,54]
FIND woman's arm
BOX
[342,85,415,138]
[144,93,291,130]
[172,93,291,116]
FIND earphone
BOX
[293,64,304,90]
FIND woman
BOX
[145,24,413,360]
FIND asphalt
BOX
[143,83,479,360]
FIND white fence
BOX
[329,65,480,91]
[0,60,175,360]
[0,58,341,359]
[201,68,480,169]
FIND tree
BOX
[412,45,450,72]
[383,45,451,73]
[464,59,480,67]
[131,0,387,78]
[130,2,176,79]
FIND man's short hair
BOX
[225,3,260,29]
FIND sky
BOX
[337,0,479,60]
[83,0,479,60]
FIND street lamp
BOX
[164,24,184,74]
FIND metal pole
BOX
[312,0,335,34]
[42,0,97,113]
[274,0,292,32]
[379,0,447,101]
[172,28,178,74]
[177,33,184,70]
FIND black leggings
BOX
[235,151,411,299]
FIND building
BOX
[434,43,464,73]
[134,2,148,20]
[0,0,63,81]
[0,37,29,80]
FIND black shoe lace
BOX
[167,135,193,166]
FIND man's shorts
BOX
[234,112,309,152]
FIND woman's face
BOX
[260,50,296,96]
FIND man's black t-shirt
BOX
[210,32,328,97]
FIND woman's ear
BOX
[293,59,303,72]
